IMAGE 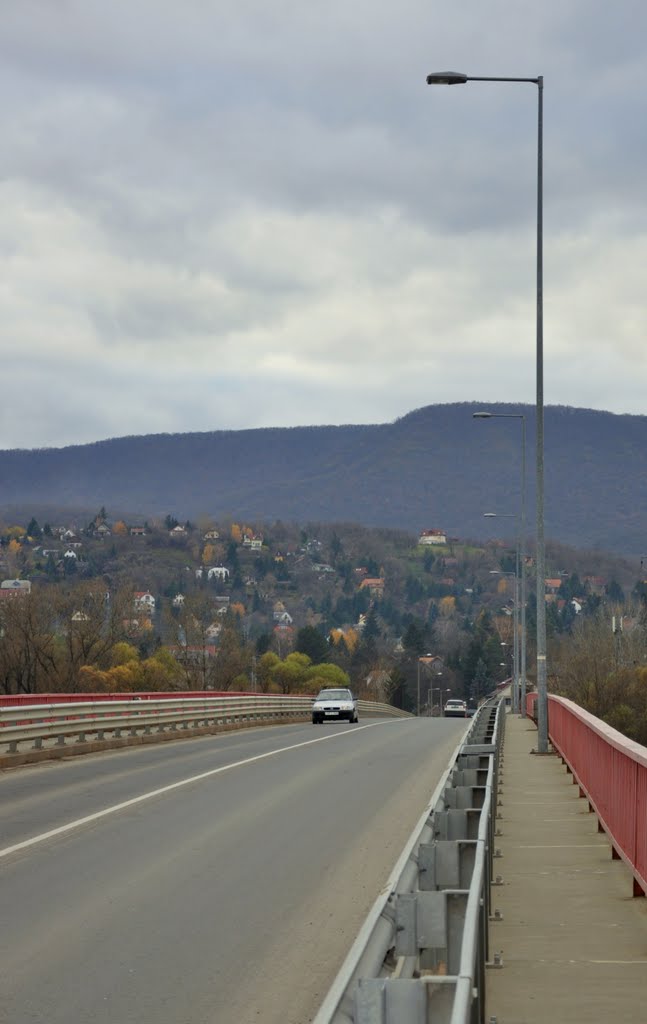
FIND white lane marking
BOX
[0,722,391,860]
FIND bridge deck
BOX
[486,711,647,1023]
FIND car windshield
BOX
[316,690,351,700]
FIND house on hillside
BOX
[359,577,385,598]
[418,654,444,672]
[130,526,146,537]
[208,566,230,582]
[242,535,263,550]
[418,529,447,546]
[169,525,187,539]
[585,576,607,596]
[0,579,30,603]
[1,579,31,593]
[134,591,156,614]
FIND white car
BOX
[443,699,468,718]
[312,688,358,724]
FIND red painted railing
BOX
[527,692,647,896]
[0,690,283,708]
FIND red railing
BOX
[0,690,284,708]
[527,692,647,897]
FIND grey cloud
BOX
[1,1,647,449]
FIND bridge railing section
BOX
[0,695,411,757]
[313,698,504,1024]
[527,692,647,897]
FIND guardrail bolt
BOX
[495,828,503,836]
[489,909,503,921]
[486,952,504,969]
[489,1016,498,1023]
[494,848,502,858]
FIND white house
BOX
[134,591,156,613]
[274,610,293,625]
[208,566,230,582]
[418,529,447,546]
[172,594,185,608]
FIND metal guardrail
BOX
[313,698,504,1024]
[0,695,411,755]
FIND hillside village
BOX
[0,510,644,717]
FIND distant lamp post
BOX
[427,70,548,751]
[485,512,520,712]
[474,411,527,716]
[417,653,433,717]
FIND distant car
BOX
[444,699,468,718]
[312,688,358,724]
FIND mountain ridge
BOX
[1,402,646,556]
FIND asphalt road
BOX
[0,717,468,1024]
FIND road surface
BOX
[0,716,468,1024]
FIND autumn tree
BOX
[271,652,311,693]
[55,582,134,691]
[0,589,60,694]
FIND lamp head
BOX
[426,71,469,85]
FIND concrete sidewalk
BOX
[486,712,647,1023]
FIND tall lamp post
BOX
[427,70,547,752]
[474,411,527,716]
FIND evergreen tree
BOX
[295,625,329,664]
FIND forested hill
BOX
[1,402,646,555]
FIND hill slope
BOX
[1,403,646,554]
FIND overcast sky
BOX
[2,1,646,449]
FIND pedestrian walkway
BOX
[486,711,647,1023]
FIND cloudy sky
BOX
[2,1,646,449]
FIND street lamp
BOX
[427,70,547,752]
[430,684,451,716]
[474,411,527,717]
[485,513,522,714]
[416,653,433,717]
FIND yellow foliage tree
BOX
[343,628,359,654]
[202,544,216,564]
[7,526,26,540]
[230,602,245,617]
[8,539,21,555]
[111,642,139,666]
[439,596,456,616]
[113,520,128,536]
[230,523,242,543]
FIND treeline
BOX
[0,582,353,697]
[551,608,647,745]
